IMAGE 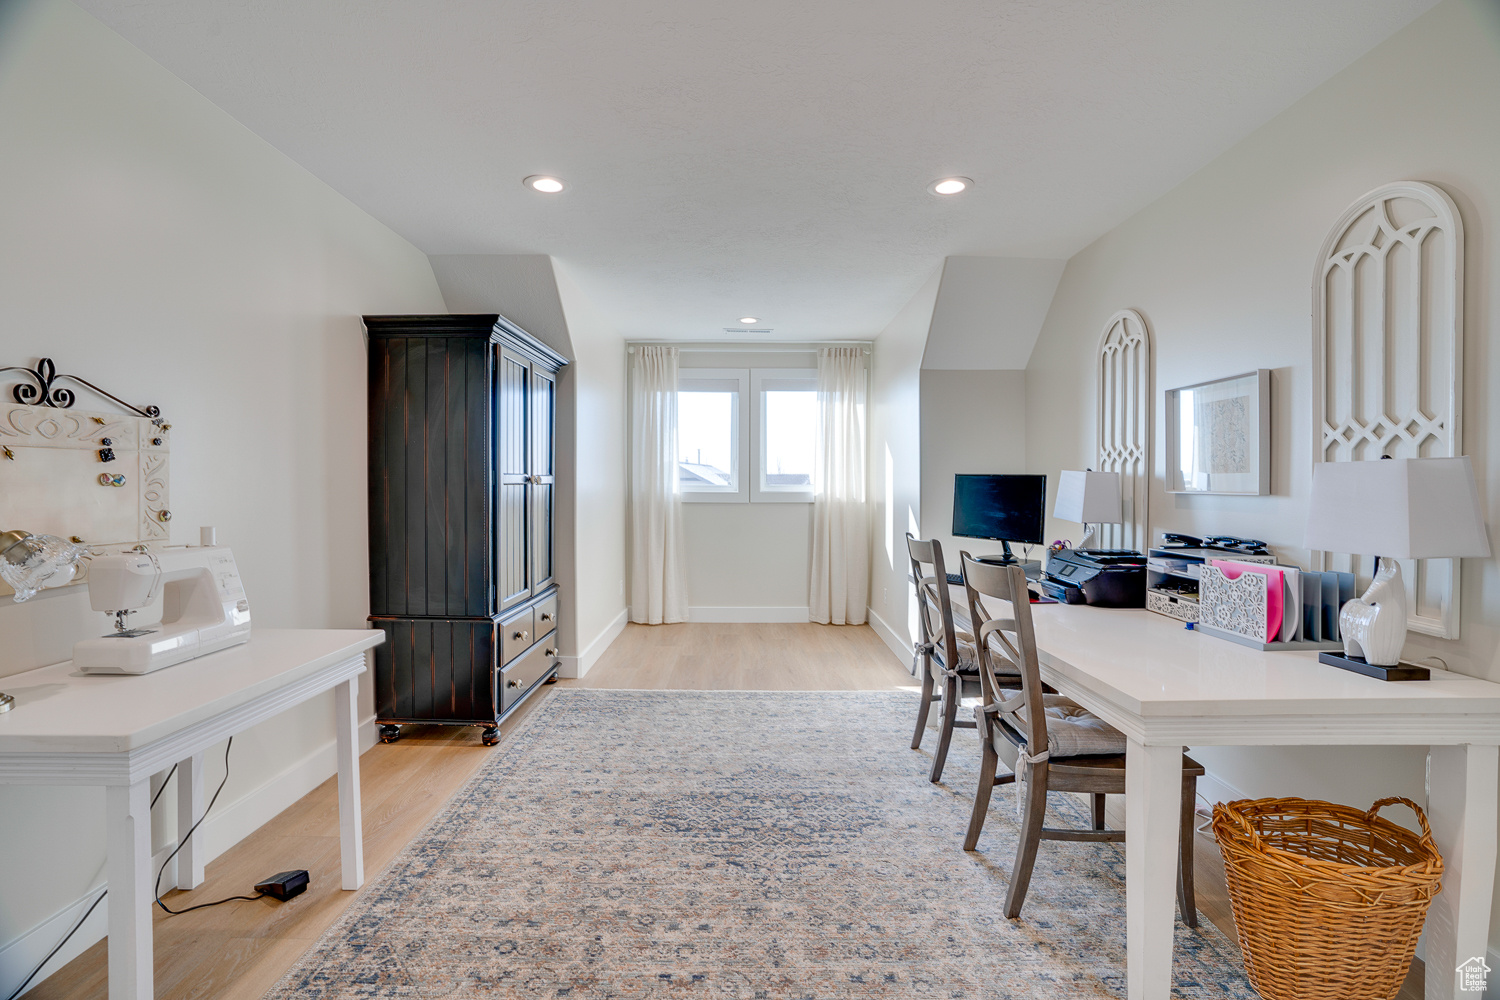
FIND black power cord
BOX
[3,890,106,1000]
[4,738,265,1000]
[153,737,266,914]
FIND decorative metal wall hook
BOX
[0,358,161,420]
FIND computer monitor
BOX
[952,474,1047,564]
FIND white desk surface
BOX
[0,628,382,754]
[1024,603,1500,724]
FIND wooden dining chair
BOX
[958,552,1203,925]
[907,533,994,783]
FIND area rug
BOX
[266,690,1256,998]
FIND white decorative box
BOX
[1146,588,1198,623]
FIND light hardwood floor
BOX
[21,622,1418,999]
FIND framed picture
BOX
[1165,369,1270,495]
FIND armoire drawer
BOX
[533,594,558,639]
[500,607,534,663]
[500,641,557,712]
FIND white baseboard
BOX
[558,608,627,679]
[687,606,809,623]
[0,713,377,998]
[867,606,912,670]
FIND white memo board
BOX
[0,360,171,593]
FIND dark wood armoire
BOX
[364,314,567,745]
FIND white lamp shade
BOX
[1304,457,1491,559]
[1054,470,1122,524]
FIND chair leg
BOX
[1092,793,1107,830]
[963,734,1001,851]
[910,659,935,750]
[1003,766,1050,919]
[928,675,959,783]
[1178,771,1198,928]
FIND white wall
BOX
[1023,0,1500,948]
[0,0,446,990]
[919,370,1030,563]
[867,269,942,660]
[553,262,629,672]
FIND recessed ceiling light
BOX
[739,317,759,325]
[523,175,565,194]
[928,176,973,196]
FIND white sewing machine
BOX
[73,546,251,674]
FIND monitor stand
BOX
[973,541,1018,566]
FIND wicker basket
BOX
[1212,796,1443,1000]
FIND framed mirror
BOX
[1165,369,1269,495]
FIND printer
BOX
[1040,548,1148,607]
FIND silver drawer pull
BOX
[544,647,558,657]
[507,679,520,689]
[512,630,529,641]
[539,612,554,622]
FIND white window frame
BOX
[677,368,749,503]
[751,368,818,503]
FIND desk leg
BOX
[1425,744,1499,1000]
[334,676,364,890]
[1126,740,1182,1000]
[105,778,153,1000]
[175,752,205,890]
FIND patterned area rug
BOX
[266,690,1255,998]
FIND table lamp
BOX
[1304,457,1491,680]
[1054,470,1122,551]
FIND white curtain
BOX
[630,345,690,624]
[809,346,869,625]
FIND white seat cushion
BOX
[988,689,1127,758]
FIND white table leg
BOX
[175,752,205,890]
[105,777,153,1000]
[1424,744,1499,1000]
[334,676,364,890]
[1126,739,1182,1000]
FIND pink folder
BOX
[1209,560,1284,644]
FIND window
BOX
[674,366,823,503]
[751,371,817,503]
[677,369,748,502]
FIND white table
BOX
[1024,604,1500,1000]
[0,628,384,1000]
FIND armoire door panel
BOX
[464,342,492,614]
[530,483,554,590]
[529,365,557,591]
[368,335,402,616]
[402,337,428,615]
[424,336,450,616]
[497,347,532,609]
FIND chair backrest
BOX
[906,533,960,671]
[959,552,1048,755]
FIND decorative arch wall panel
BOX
[1312,180,1464,638]
[1096,309,1151,551]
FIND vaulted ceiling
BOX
[79,0,1437,341]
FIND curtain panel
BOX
[629,345,689,624]
[809,346,869,625]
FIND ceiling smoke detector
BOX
[927,176,973,196]
[523,175,565,193]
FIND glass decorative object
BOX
[0,530,88,602]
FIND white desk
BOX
[0,628,384,1000]
[1025,604,1500,1000]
